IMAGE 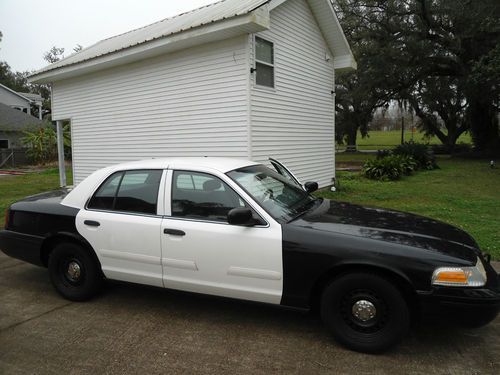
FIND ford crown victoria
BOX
[0,157,498,353]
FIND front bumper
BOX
[0,230,44,266]
[417,274,500,322]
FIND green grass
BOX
[320,156,500,259]
[0,168,73,229]
[337,130,472,150]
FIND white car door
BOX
[160,169,283,304]
[76,169,165,287]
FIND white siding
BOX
[251,0,335,188]
[52,36,249,183]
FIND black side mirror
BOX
[227,207,254,225]
[304,181,319,193]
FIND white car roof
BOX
[61,157,259,209]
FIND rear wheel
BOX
[320,272,410,353]
[48,242,102,301]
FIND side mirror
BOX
[227,207,254,225]
[304,181,319,193]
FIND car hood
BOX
[290,199,479,263]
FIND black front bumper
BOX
[0,230,44,266]
[417,275,500,321]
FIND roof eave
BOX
[29,6,271,84]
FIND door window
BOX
[171,171,245,222]
[88,170,163,215]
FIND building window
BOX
[0,140,8,149]
[255,37,274,88]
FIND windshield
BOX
[227,165,318,223]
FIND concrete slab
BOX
[0,251,498,374]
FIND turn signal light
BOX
[432,259,487,287]
[434,270,468,284]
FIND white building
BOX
[29,0,356,186]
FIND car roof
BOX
[110,157,259,173]
[61,157,260,209]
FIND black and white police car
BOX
[1,157,498,353]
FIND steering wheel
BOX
[262,189,274,202]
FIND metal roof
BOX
[34,0,269,76]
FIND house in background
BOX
[0,102,44,167]
[29,0,356,186]
[0,84,43,120]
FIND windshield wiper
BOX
[287,198,321,223]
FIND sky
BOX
[0,0,216,72]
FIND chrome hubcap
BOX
[352,300,377,322]
[66,261,81,281]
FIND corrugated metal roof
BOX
[34,0,269,75]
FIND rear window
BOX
[87,170,163,215]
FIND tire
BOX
[48,242,103,301]
[320,272,410,353]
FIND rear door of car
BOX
[160,168,283,304]
[76,169,166,287]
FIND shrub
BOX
[393,141,438,170]
[363,155,417,181]
[21,126,57,165]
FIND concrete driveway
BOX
[0,251,499,375]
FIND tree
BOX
[333,0,500,152]
[43,46,65,64]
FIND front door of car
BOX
[269,158,304,190]
[160,170,283,304]
[76,169,165,288]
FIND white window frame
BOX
[254,36,275,89]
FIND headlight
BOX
[432,257,487,287]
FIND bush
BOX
[363,155,417,180]
[21,126,57,165]
[393,141,438,170]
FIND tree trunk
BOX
[345,126,358,152]
[467,98,500,151]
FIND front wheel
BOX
[320,272,410,353]
[48,242,103,301]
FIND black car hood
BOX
[290,199,479,263]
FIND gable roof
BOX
[0,83,31,103]
[29,0,355,84]
[17,92,43,103]
[0,102,44,131]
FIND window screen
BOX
[88,170,162,215]
[172,171,245,222]
[255,37,274,88]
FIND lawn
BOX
[337,130,472,151]
[320,156,500,259]
[0,168,73,229]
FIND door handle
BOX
[164,228,185,236]
[84,220,100,227]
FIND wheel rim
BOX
[60,257,85,285]
[340,289,389,333]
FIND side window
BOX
[87,172,123,210]
[115,170,163,214]
[255,37,274,88]
[88,170,162,215]
[172,171,245,222]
